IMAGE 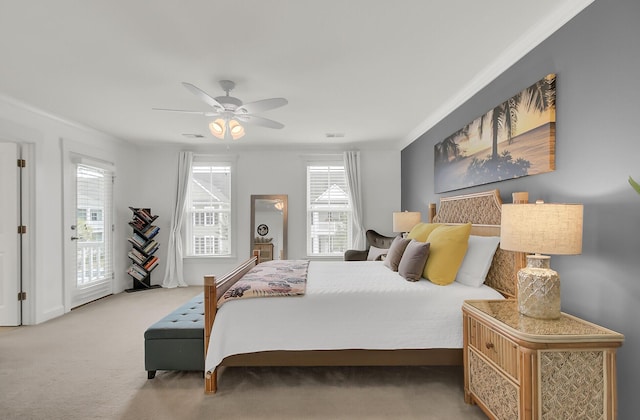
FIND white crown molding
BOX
[398,0,595,151]
[0,92,123,142]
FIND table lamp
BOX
[500,201,583,319]
[392,211,421,237]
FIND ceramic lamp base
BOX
[517,254,560,319]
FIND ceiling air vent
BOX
[182,133,205,139]
[325,133,345,138]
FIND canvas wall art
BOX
[434,73,556,193]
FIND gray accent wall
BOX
[401,0,640,416]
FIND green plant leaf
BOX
[629,176,640,195]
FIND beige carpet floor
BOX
[0,287,487,420]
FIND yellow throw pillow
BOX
[407,223,442,242]
[423,223,472,285]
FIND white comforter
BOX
[205,261,503,373]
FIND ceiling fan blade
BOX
[236,114,285,129]
[152,108,220,117]
[236,98,288,115]
[181,82,226,111]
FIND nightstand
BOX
[462,300,624,419]
[253,242,274,261]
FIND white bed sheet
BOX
[205,261,503,373]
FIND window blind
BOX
[75,163,113,286]
[306,163,352,256]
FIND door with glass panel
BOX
[71,163,114,307]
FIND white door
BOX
[65,158,114,308]
[0,142,20,326]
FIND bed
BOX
[203,189,525,393]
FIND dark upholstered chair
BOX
[344,230,397,261]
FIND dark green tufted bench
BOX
[144,293,204,379]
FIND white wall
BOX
[0,97,137,324]
[134,144,401,285]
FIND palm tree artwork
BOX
[434,74,557,193]
[630,176,640,195]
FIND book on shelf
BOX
[129,207,155,224]
[143,256,158,269]
[127,265,147,280]
[143,239,158,253]
[127,251,145,265]
[127,237,146,250]
[131,232,147,247]
[129,247,146,261]
[144,257,159,272]
[130,263,148,276]
[142,225,160,239]
[129,218,146,230]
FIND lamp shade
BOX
[393,211,421,233]
[500,202,583,255]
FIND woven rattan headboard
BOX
[430,189,523,298]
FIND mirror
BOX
[250,195,288,260]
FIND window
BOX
[185,157,232,256]
[193,236,217,254]
[306,161,352,256]
[90,209,103,221]
[193,211,215,226]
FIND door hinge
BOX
[18,291,27,301]
[18,225,27,234]
[17,159,26,168]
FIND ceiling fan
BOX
[154,80,288,140]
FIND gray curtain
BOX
[344,151,366,249]
[162,151,192,288]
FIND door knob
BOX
[71,236,79,240]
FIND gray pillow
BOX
[367,246,388,261]
[383,236,411,271]
[398,240,430,281]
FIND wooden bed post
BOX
[204,274,218,394]
[203,256,259,394]
[428,203,437,223]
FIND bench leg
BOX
[147,370,156,379]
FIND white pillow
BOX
[455,235,500,287]
[367,246,388,261]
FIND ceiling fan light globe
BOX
[229,119,245,140]
[230,123,243,134]
[209,119,226,139]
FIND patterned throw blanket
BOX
[217,260,309,307]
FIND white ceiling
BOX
[0,0,592,149]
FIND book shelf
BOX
[126,207,161,292]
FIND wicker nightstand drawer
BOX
[468,349,519,420]
[468,316,519,382]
